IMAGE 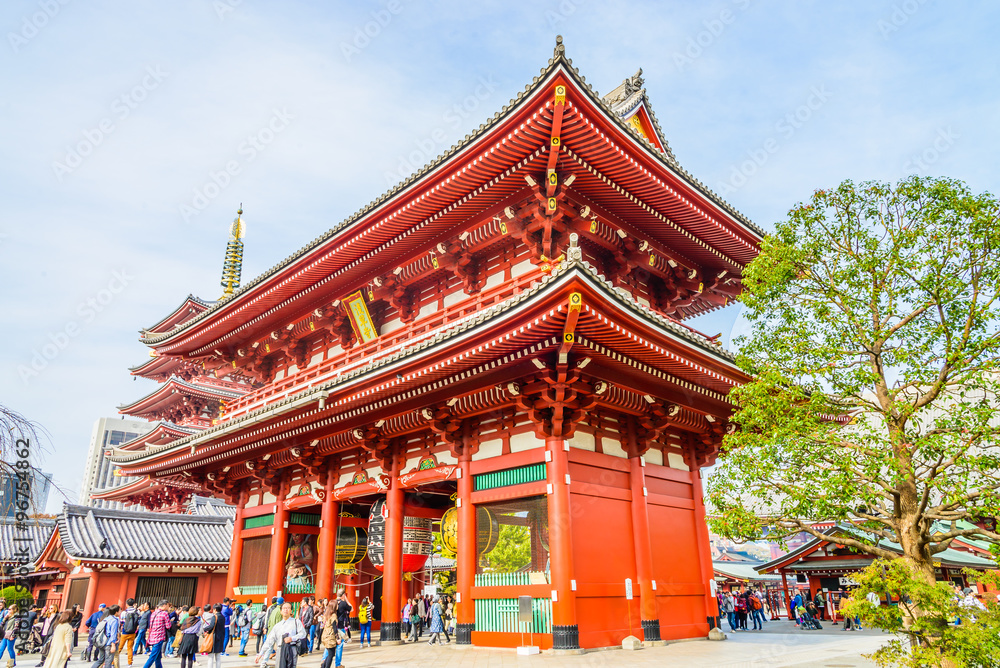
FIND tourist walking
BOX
[749,589,764,630]
[1,603,22,665]
[41,611,73,668]
[720,592,736,632]
[140,600,170,668]
[235,603,252,657]
[69,606,83,650]
[357,596,373,648]
[297,598,313,655]
[335,593,352,644]
[200,604,225,668]
[251,606,267,655]
[255,603,306,668]
[426,596,446,646]
[90,605,121,668]
[318,603,342,668]
[813,589,826,621]
[407,600,420,643]
[133,603,150,656]
[83,604,106,661]
[119,599,139,668]
[177,608,201,668]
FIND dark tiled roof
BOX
[0,517,56,565]
[57,504,231,564]
[187,495,236,518]
[141,38,761,348]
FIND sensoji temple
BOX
[108,38,762,650]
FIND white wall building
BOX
[79,417,153,509]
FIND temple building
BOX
[109,38,762,650]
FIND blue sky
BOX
[1,1,997,511]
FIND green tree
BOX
[0,585,33,608]
[707,177,1000,654]
[481,525,531,572]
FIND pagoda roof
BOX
[757,525,997,574]
[140,38,762,359]
[88,474,204,503]
[601,69,674,160]
[56,503,231,565]
[128,354,199,380]
[118,377,247,418]
[0,517,57,565]
[188,495,237,518]
[112,251,745,476]
[117,421,199,451]
[141,295,214,336]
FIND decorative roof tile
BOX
[57,503,231,564]
[0,517,57,565]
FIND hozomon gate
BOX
[111,38,761,649]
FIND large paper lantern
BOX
[438,506,499,555]
[367,498,433,573]
[335,526,367,567]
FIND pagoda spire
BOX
[220,205,245,299]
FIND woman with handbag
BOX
[200,605,225,668]
[177,608,201,668]
[1,604,21,665]
[41,611,73,668]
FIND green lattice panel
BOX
[289,512,320,526]
[474,463,546,491]
[474,597,552,634]
[243,514,275,530]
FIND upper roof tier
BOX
[139,38,761,360]
[141,295,214,336]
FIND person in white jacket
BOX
[255,604,306,668]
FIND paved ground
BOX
[23,622,888,668]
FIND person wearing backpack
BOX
[235,604,251,657]
[813,589,826,621]
[133,603,150,656]
[748,590,763,630]
[90,605,121,668]
[251,607,267,656]
[119,600,139,667]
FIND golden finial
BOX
[220,205,245,299]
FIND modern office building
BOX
[0,468,54,518]
[79,417,153,509]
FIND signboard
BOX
[625,578,633,600]
[838,576,859,587]
[343,291,379,343]
[518,595,533,624]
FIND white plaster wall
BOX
[667,452,689,471]
[511,259,534,277]
[508,432,537,453]
[381,318,403,335]
[477,438,504,459]
[436,450,458,466]
[603,439,628,459]
[643,449,663,466]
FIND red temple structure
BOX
[110,38,762,649]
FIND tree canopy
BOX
[708,176,1000,576]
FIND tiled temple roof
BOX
[141,37,762,348]
[187,495,236,518]
[0,517,57,565]
[57,504,231,564]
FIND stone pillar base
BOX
[552,624,579,650]
[640,619,661,642]
[379,621,402,643]
[456,623,474,645]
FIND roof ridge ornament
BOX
[553,34,565,58]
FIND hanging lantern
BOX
[437,506,500,555]
[402,515,433,572]
[529,507,549,552]
[367,497,433,573]
[335,526,367,567]
[477,507,499,555]
[367,498,388,570]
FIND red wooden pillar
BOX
[226,489,247,599]
[690,468,719,631]
[117,568,131,607]
[546,436,579,650]
[267,476,290,598]
[82,569,100,622]
[781,571,793,620]
[315,462,338,601]
[455,437,475,644]
[380,448,405,642]
[628,454,660,642]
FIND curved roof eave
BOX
[141,40,761,352]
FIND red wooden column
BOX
[380,447,405,642]
[82,569,100,622]
[690,467,720,631]
[267,476,290,598]
[226,489,247,599]
[455,422,476,644]
[117,568,131,607]
[628,455,660,642]
[315,461,338,601]
[546,435,579,650]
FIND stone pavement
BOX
[26,622,888,668]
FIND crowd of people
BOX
[401,595,454,645]
[0,588,398,668]
[717,585,770,632]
